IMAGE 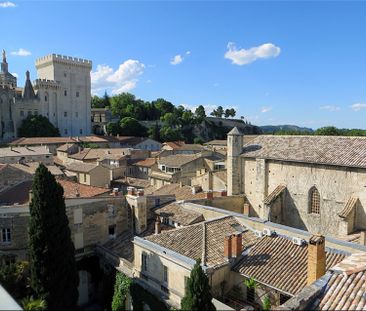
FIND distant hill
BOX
[260,125,313,134]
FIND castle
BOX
[0,50,92,140]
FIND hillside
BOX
[260,125,313,134]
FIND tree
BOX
[195,105,206,122]
[160,126,183,142]
[119,117,148,137]
[91,95,104,108]
[152,98,174,116]
[110,93,136,117]
[28,164,79,310]
[103,91,110,108]
[111,272,132,311]
[18,115,60,137]
[210,106,224,118]
[148,122,161,142]
[106,122,121,136]
[314,126,340,136]
[161,112,179,128]
[181,258,216,311]
[225,108,236,118]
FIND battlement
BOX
[34,79,61,89]
[35,54,92,68]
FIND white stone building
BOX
[0,50,92,140]
[227,127,366,238]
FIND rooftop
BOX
[0,146,51,157]
[158,153,201,167]
[241,135,366,169]
[10,163,63,176]
[233,234,346,296]
[132,158,156,168]
[155,202,204,226]
[145,216,258,267]
[65,162,99,173]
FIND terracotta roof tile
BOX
[242,135,366,169]
[155,203,204,226]
[158,154,201,167]
[56,178,110,198]
[133,158,156,168]
[233,235,346,295]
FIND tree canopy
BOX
[18,115,60,137]
[28,164,79,310]
[181,258,216,311]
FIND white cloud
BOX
[170,51,191,65]
[225,42,280,65]
[170,54,183,65]
[91,59,145,95]
[11,48,31,56]
[261,107,272,113]
[350,103,366,111]
[320,105,340,112]
[0,1,16,8]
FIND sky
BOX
[1,1,366,129]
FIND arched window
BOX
[309,187,320,214]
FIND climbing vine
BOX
[111,272,132,311]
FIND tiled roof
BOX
[65,162,99,173]
[133,158,156,168]
[57,143,78,152]
[0,146,51,157]
[145,216,258,267]
[56,178,110,198]
[317,253,366,310]
[10,137,75,145]
[241,135,366,169]
[10,163,63,176]
[155,203,204,226]
[158,154,201,167]
[0,180,32,206]
[233,235,346,295]
[151,183,221,200]
[264,185,286,205]
[69,148,130,161]
[112,136,149,145]
[338,196,359,219]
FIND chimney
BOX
[220,189,227,197]
[155,216,161,235]
[28,190,33,202]
[307,234,326,285]
[224,234,232,260]
[360,231,366,246]
[137,189,144,196]
[206,190,214,200]
[243,203,250,216]
[127,187,136,196]
[232,232,243,257]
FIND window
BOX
[108,225,116,239]
[2,228,11,243]
[27,111,32,116]
[44,95,48,101]
[79,129,83,135]
[83,173,86,183]
[64,129,68,135]
[64,111,67,117]
[75,112,78,118]
[76,91,79,97]
[309,187,320,214]
[142,253,148,271]
[163,265,168,283]
[34,110,38,116]
[20,110,24,117]
[64,73,67,78]
[64,90,67,96]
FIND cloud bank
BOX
[11,48,31,56]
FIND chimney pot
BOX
[360,231,366,246]
[232,232,243,257]
[307,234,326,285]
[243,203,250,216]
[206,190,214,200]
[224,235,232,260]
[155,216,161,235]
[220,189,227,197]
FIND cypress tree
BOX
[181,258,216,311]
[28,164,79,310]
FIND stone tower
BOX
[35,54,92,136]
[125,187,147,235]
[227,127,243,195]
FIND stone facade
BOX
[0,197,127,262]
[0,50,92,141]
[227,129,366,237]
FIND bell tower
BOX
[227,127,243,195]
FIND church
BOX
[227,127,366,239]
[0,50,92,141]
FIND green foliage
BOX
[28,164,79,310]
[195,105,206,122]
[0,261,31,299]
[120,117,148,137]
[160,126,184,142]
[263,295,271,311]
[80,142,100,149]
[181,258,216,311]
[224,108,236,118]
[148,122,161,142]
[210,106,224,118]
[21,296,47,311]
[314,126,340,136]
[193,137,205,144]
[244,277,257,290]
[106,122,120,136]
[91,95,105,108]
[18,115,60,137]
[111,272,132,311]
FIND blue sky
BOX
[1,1,366,129]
